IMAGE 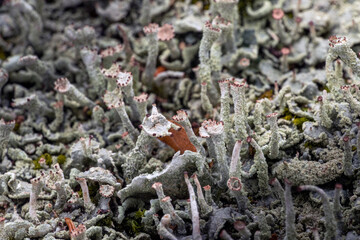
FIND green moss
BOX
[123,209,145,235]
[33,153,53,169]
[77,182,98,203]
[0,48,6,60]
[97,216,113,227]
[134,208,145,219]
[286,12,294,19]
[33,159,42,170]
[319,85,331,93]
[44,153,52,165]
[77,190,83,198]
[87,182,99,204]
[13,122,20,132]
[304,141,323,150]
[280,107,294,121]
[57,155,67,164]
[257,89,273,100]
[125,219,142,235]
[292,117,310,130]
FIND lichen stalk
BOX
[342,135,354,176]
[227,176,247,213]
[192,173,212,217]
[184,172,202,240]
[234,221,251,239]
[229,140,242,178]
[242,137,271,196]
[318,96,332,129]
[299,185,337,240]
[203,185,214,206]
[284,179,297,240]
[143,23,159,85]
[29,177,44,223]
[334,184,344,237]
[267,112,280,159]
[157,214,177,240]
[76,177,95,213]
[230,81,248,139]
[159,196,186,235]
[218,78,234,151]
[201,82,213,116]
[54,77,95,108]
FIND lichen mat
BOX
[0,0,360,239]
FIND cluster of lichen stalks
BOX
[0,0,360,240]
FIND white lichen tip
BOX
[42,164,64,190]
[102,87,124,109]
[143,23,159,34]
[100,44,123,58]
[70,224,86,238]
[329,36,347,48]
[0,118,15,128]
[133,93,148,103]
[281,47,290,56]
[340,85,350,91]
[272,8,284,20]
[158,24,175,41]
[18,55,38,65]
[161,214,171,226]
[141,105,172,137]
[218,78,230,85]
[230,79,247,88]
[30,176,42,185]
[152,182,163,189]
[101,62,122,79]
[116,71,133,87]
[266,112,278,118]
[239,58,250,67]
[12,94,36,107]
[151,104,159,115]
[204,21,221,32]
[227,177,242,191]
[172,109,188,122]
[54,78,71,93]
[0,68,8,80]
[99,184,115,198]
[199,119,224,138]
[161,196,171,202]
[212,16,231,28]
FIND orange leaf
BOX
[154,66,166,77]
[65,217,75,234]
[158,120,197,154]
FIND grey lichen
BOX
[1,1,360,239]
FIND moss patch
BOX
[280,107,293,121]
[0,48,6,60]
[257,89,273,100]
[33,153,53,170]
[124,209,145,235]
[57,155,67,164]
[304,141,323,150]
[292,117,310,130]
